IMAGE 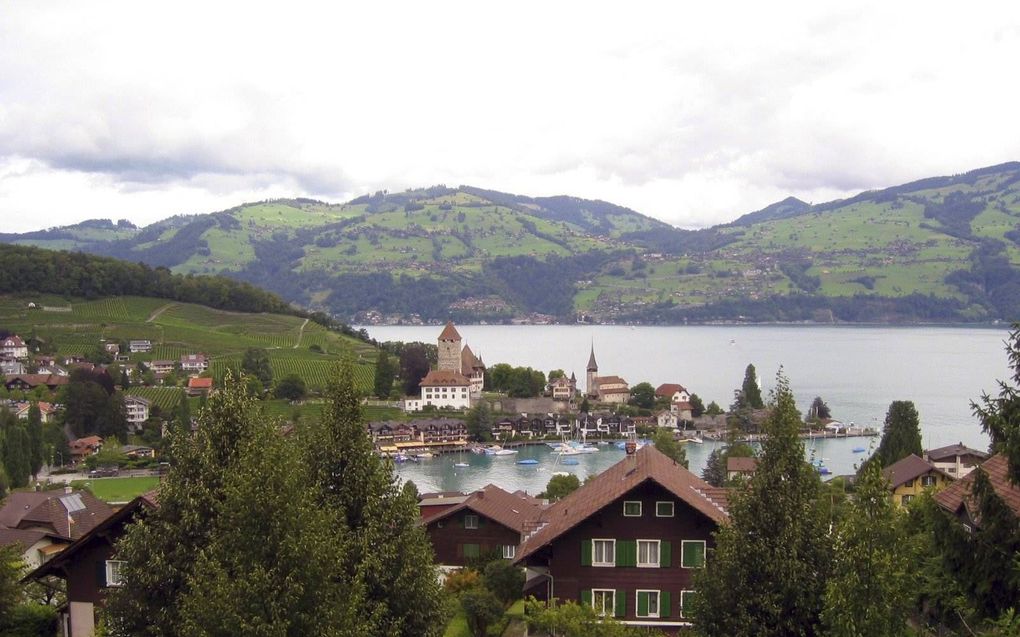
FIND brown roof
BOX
[0,490,114,541]
[423,484,546,533]
[935,454,1020,522]
[1,336,26,347]
[595,376,627,386]
[70,436,103,450]
[461,344,483,370]
[655,383,687,398]
[419,370,470,387]
[727,456,758,472]
[925,442,990,462]
[4,374,69,388]
[516,445,729,563]
[0,528,56,551]
[881,454,950,489]
[438,321,461,341]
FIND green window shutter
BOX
[617,540,636,567]
[614,589,626,617]
[463,543,480,558]
[660,591,671,618]
[581,589,592,607]
[581,539,592,566]
[637,591,649,617]
[682,541,705,568]
[660,541,671,568]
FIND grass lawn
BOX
[443,608,470,637]
[71,476,160,503]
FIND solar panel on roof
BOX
[60,494,85,514]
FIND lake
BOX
[363,325,1011,492]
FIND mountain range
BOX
[4,163,1020,324]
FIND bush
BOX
[483,560,525,606]
[444,568,482,596]
[460,587,503,637]
[0,603,58,637]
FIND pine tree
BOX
[303,360,444,637]
[873,401,922,468]
[693,370,832,636]
[741,364,764,409]
[373,349,396,399]
[821,457,911,637]
[26,403,43,479]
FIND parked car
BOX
[88,465,120,478]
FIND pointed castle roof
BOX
[461,344,484,371]
[586,345,598,372]
[439,321,462,341]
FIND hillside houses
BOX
[1,335,29,359]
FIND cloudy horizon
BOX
[2,2,1019,233]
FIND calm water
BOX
[364,325,1011,492]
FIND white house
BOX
[180,353,209,373]
[129,340,152,353]
[655,409,679,429]
[123,395,151,432]
[1,335,28,360]
[418,370,472,410]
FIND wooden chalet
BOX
[515,445,729,631]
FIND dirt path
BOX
[294,318,309,348]
[147,302,177,322]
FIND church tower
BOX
[586,345,598,397]
[437,321,463,373]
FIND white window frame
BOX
[635,589,660,618]
[592,589,615,617]
[502,544,516,559]
[636,539,660,568]
[592,538,616,567]
[464,514,479,529]
[655,501,674,517]
[679,589,695,619]
[681,540,706,569]
[921,475,936,487]
[105,560,126,587]
[623,500,642,517]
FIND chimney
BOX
[64,485,73,495]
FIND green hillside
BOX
[0,294,376,392]
[4,164,1020,323]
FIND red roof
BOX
[419,370,470,387]
[516,445,729,563]
[438,321,461,341]
[1,336,25,347]
[935,454,1020,523]
[188,377,213,389]
[727,456,759,472]
[655,383,688,398]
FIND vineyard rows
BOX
[124,387,184,411]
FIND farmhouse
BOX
[0,335,29,359]
[14,401,57,423]
[516,445,729,630]
[70,436,104,464]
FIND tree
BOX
[540,474,581,502]
[705,400,723,416]
[579,397,591,413]
[821,456,911,637]
[693,371,831,636]
[240,347,273,389]
[873,401,922,468]
[399,344,431,396]
[465,401,492,442]
[548,369,566,381]
[972,323,1020,481]
[460,587,502,637]
[702,448,726,487]
[689,393,705,418]
[652,428,688,468]
[60,379,109,438]
[273,374,307,401]
[0,542,23,628]
[628,382,656,409]
[26,404,43,479]
[174,389,190,434]
[523,599,647,637]
[1,413,31,489]
[808,396,831,421]
[482,560,524,605]
[373,350,396,399]
[740,364,764,409]
[302,360,444,636]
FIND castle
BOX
[437,321,485,396]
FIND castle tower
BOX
[586,345,598,397]
[437,321,463,373]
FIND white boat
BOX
[454,462,470,468]
[678,437,704,444]
[416,452,435,459]
[484,446,518,456]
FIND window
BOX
[464,514,479,529]
[637,540,660,567]
[502,544,516,559]
[636,590,660,618]
[623,501,642,517]
[902,495,915,504]
[105,560,126,587]
[679,590,695,618]
[681,540,706,568]
[592,539,616,567]
[903,478,915,488]
[655,501,674,517]
[462,544,480,558]
[592,589,615,617]
[921,475,936,487]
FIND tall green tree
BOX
[1,412,31,489]
[693,371,831,636]
[373,350,396,399]
[740,363,764,409]
[652,428,688,468]
[105,371,264,636]
[821,456,911,637]
[465,400,493,442]
[689,393,705,418]
[303,361,444,636]
[240,347,273,389]
[972,323,1020,480]
[175,389,191,434]
[399,344,431,396]
[26,403,44,479]
[540,474,581,502]
[809,396,831,421]
[628,382,656,409]
[873,401,922,468]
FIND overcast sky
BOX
[2,2,1019,233]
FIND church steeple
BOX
[586,345,598,372]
